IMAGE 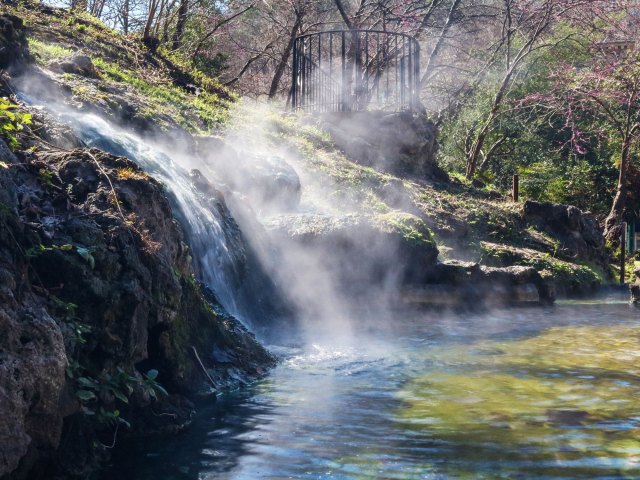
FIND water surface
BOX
[106,302,640,479]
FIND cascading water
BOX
[19,91,248,321]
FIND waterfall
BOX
[20,91,249,322]
[19,82,406,346]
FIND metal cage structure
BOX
[291,30,420,113]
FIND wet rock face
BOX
[0,146,68,478]
[31,148,191,364]
[0,143,274,479]
[317,111,446,180]
[523,200,607,270]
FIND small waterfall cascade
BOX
[21,88,401,344]
[21,93,248,321]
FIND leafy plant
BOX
[26,243,95,269]
[74,366,168,443]
[38,168,54,188]
[0,98,31,149]
[141,369,168,400]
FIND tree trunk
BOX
[604,136,631,243]
[71,0,88,11]
[466,64,515,178]
[420,0,462,87]
[172,0,188,50]
[143,0,159,45]
[122,0,130,34]
[466,111,495,178]
[333,0,353,30]
[268,17,302,99]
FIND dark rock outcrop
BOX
[404,261,555,307]
[187,167,295,333]
[0,142,68,478]
[317,111,446,180]
[50,54,98,78]
[0,14,30,69]
[523,200,608,271]
[0,143,274,479]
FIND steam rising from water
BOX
[18,74,408,345]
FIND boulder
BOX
[264,212,439,301]
[402,262,555,307]
[317,111,446,180]
[523,200,608,271]
[50,54,98,78]
[194,137,301,212]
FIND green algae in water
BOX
[397,324,640,476]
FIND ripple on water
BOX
[105,304,640,479]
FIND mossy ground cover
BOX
[480,241,603,291]
[5,1,232,133]
[263,111,603,286]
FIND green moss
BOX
[70,84,107,102]
[480,242,601,291]
[525,256,600,290]
[375,212,435,248]
[480,242,524,265]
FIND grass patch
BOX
[28,37,74,64]
[92,56,230,132]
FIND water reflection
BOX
[105,303,640,479]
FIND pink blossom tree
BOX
[530,53,640,243]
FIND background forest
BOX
[41,0,640,241]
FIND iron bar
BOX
[293,30,419,113]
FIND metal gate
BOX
[291,30,420,113]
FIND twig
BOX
[102,422,120,449]
[84,150,128,227]
[26,132,136,243]
[190,346,217,392]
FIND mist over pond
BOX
[104,300,640,480]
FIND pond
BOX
[104,300,640,479]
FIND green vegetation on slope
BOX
[12,1,232,133]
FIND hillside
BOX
[6,2,610,294]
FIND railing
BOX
[291,30,420,113]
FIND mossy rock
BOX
[374,212,436,249]
[480,242,601,296]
